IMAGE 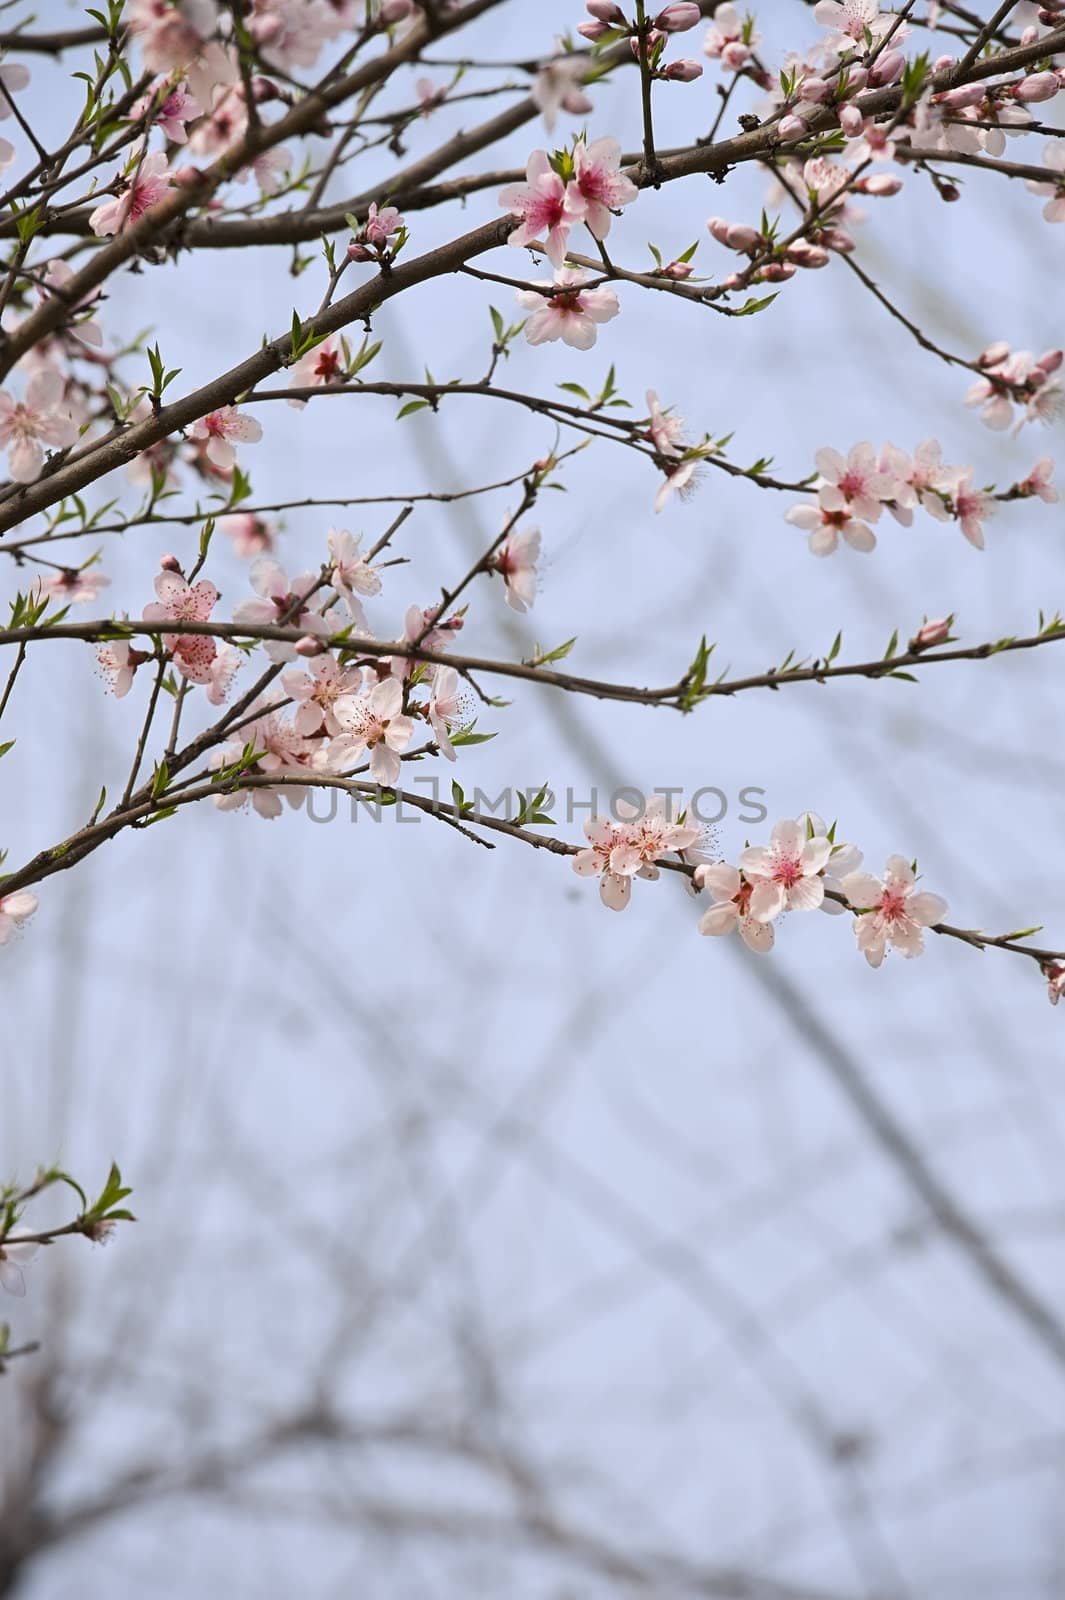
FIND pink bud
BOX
[721,41,751,69]
[979,341,1010,368]
[842,66,868,91]
[662,258,695,278]
[786,240,830,267]
[859,173,903,196]
[933,53,956,70]
[1020,24,1039,41]
[1037,348,1064,375]
[910,617,952,650]
[759,260,796,281]
[839,102,864,136]
[563,88,594,114]
[630,28,664,57]
[577,19,609,38]
[295,634,325,657]
[654,2,701,30]
[378,0,414,22]
[347,240,374,261]
[587,0,626,19]
[662,57,704,79]
[799,76,832,102]
[1013,70,1060,102]
[819,226,854,252]
[251,75,280,102]
[160,553,182,573]
[707,217,761,252]
[777,113,808,141]
[935,83,987,108]
[868,49,904,86]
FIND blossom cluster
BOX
[573,806,955,974]
[784,440,1056,555]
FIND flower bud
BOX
[1013,71,1060,102]
[654,2,701,30]
[935,83,986,108]
[933,53,956,70]
[909,617,952,650]
[786,239,830,267]
[799,75,832,102]
[859,173,903,196]
[160,553,182,573]
[662,56,703,79]
[347,240,374,261]
[777,113,808,141]
[839,102,864,136]
[868,49,904,86]
[939,182,961,202]
[295,634,325,657]
[758,260,796,281]
[587,0,626,19]
[979,341,1010,368]
[842,66,868,91]
[819,226,854,252]
[378,0,414,21]
[577,18,609,38]
[1036,348,1063,375]
[662,258,695,278]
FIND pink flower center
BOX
[771,854,804,888]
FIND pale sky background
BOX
[2,2,1065,1596]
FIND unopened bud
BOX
[838,102,864,136]
[662,57,704,79]
[1036,348,1063,375]
[909,617,952,650]
[295,634,326,657]
[377,0,414,22]
[786,240,830,267]
[160,553,182,573]
[654,2,701,30]
[1013,70,1060,103]
[979,341,1010,368]
[859,173,903,196]
[868,49,904,86]
[777,113,808,141]
[587,0,627,19]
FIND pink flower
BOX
[288,334,347,406]
[813,0,894,43]
[1043,962,1065,1006]
[281,656,363,735]
[948,468,994,549]
[499,150,577,269]
[127,0,211,76]
[132,77,202,141]
[332,676,414,786]
[221,512,276,557]
[428,664,464,760]
[212,699,313,818]
[492,525,541,612]
[0,1237,38,1295]
[1028,141,1065,222]
[654,456,699,513]
[89,150,173,236]
[97,636,143,698]
[841,856,948,967]
[0,890,38,948]
[1017,457,1058,503]
[233,557,330,662]
[187,405,262,470]
[739,817,833,921]
[327,528,381,621]
[515,268,619,350]
[532,54,593,131]
[572,797,698,911]
[41,259,103,347]
[646,389,685,458]
[815,441,896,522]
[188,83,246,157]
[703,4,759,70]
[785,487,877,555]
[143,567,222,685]
[695,862,774,952]
[567,137,638,241]
[37,566,110,605]
[206,642,241,704]
[0,370,78,482]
